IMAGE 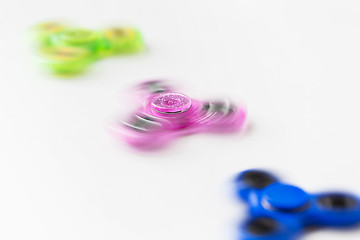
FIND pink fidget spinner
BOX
[112,80,247,149]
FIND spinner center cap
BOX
[151,92,191,113]
[262,183,310,211]
[58,29,97,44]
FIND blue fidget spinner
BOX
[235,170,360,240]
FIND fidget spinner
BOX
[111,80,247,149]
[234,170,360,240]
[34,21,144,74]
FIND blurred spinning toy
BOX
[111,80,247,149]
[34,21,144,75]
[234,169,360,240]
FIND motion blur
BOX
[111,80,247,149]
[32,21,144,76]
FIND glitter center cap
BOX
[151,92,191,113]
[59,29,97,44]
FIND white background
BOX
[1,0,360,239]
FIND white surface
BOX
[1,0,360,239]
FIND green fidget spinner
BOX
[34,22,144,75]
